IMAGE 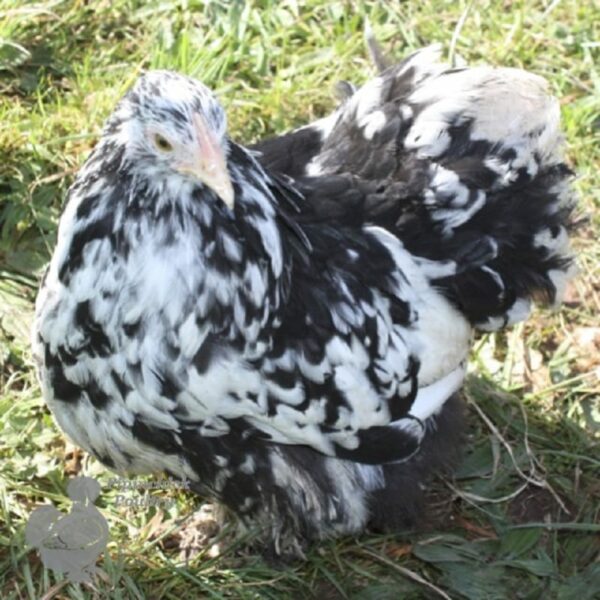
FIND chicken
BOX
[33,44,575,556]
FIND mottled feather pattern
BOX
[254,45,575,330]
[33,47,575,556]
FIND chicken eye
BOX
[153,134,173,152]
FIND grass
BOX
[0,0,599,598]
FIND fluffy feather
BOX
[254,46,575,329]
[34,46,575,556]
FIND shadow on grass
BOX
[1,375,598,599]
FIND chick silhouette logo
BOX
[25,476,109,583]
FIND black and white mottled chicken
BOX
[33,44,575,556]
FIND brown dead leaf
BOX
[455,516,498,540]
[139,509,166,541]
[560,94,579,106]
[64,444,83,476]
[386,543,413,559]
[508,335,550,392]
[162,503,222,561]
[570,327,600,374]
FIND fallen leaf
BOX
[455,516,498,540]
[386,543,413,558]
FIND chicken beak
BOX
[179,114,235,209]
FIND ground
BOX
[0,1,598,598]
